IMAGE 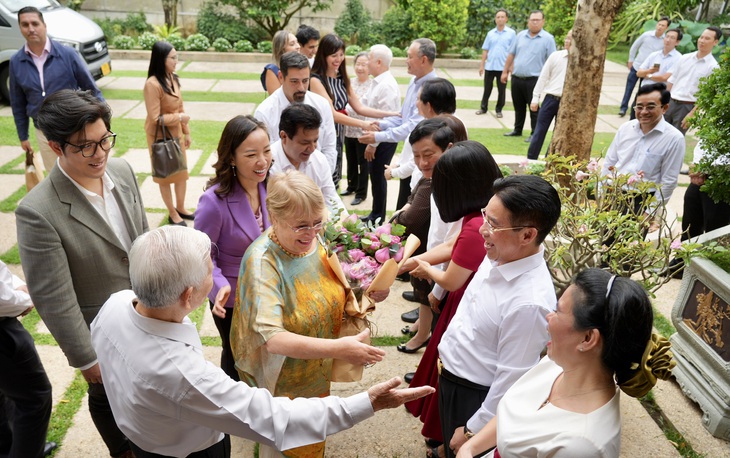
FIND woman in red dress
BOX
[404,141,502,457]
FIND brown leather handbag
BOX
[151,116,186,178]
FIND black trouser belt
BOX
[513,75,538,80]
[438,358,490,391]
[671,98,695,105]
[546,94,562,101]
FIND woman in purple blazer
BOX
[195,115,272,380]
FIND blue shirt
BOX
[629,30,665,70]
[482,26,516,71]
[375,69,438,144]
[10,40,104,141]
[508,29,556,78]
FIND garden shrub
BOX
[186,34,211,51]
[212,37,232,52]
[112,35,135,50]
[460,47,478,59]
[345,45,362,56]
[166,34,186,50]
[390,46,406,58]
[373,4,414,49]
[138,32,161,50]
[234,40,254,52]
[94,11,150,41]
[335,0,377,46]
[409,0,469,54]
[197,1,266,44]
[257,41,273,54]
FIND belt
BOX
[671,98,695,105]
[546,94,562,101]
[512,75,538,80]
[438,358,490,391]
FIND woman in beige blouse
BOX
[144,41,193,226]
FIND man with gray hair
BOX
[91,225,434,457]
[359,38,436,224]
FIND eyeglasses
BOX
[64,133,116,158]
[286,221,324,233]
[634,104,661,112]
[481,208,531,235]
[168,55,179,61]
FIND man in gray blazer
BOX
[16,90,148,458]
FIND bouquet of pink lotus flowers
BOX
[322,213,420,382]
[322,213,409,295]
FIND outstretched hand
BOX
[368,377,435,412]
[339,329,385,366]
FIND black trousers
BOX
[681,183,730,241]
[395,177,411,211]
[210,304,239,382]
[130,434,231,458]
[438,370,490,458]
[344,136,368,199]
[0,318,52,458]
[510,76,539,134]
[480,70,507,113]
[664,100,694,135]
[526,94,560,160]
[367,142,397,223]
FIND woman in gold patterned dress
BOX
[231,170,387,458]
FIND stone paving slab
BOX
[118,148,203,178]
[106,99,143,119]
[0,176,24,201]
[0,146,23,168]
[211,79,268,94]
[0,212,18,256]
[122,100,255,122]
[139,174,209,211]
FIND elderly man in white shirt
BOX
[526,30,572,160]
[269,104,346,217]
[254,52,337,174]
[91,225,433,458]
[438,175,561,458]
[665,26,721,134]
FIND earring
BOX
[231,164,236,176]
[579,346,584,352]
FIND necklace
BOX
[539,377,615,409]
[269,230,310,258]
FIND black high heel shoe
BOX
[397,337,430,354]
[401,325,416,336]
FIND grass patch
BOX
[189,303,206,331]
[109,69,262,81]
[46,371,87,454]
[640,390,705,457]
[0,185,26,213]
[19,308,58,345]
[466,128,615,158]
[101,88,266,105]
[606,43,631,66]
[0,244,20,264]
[652,306,677,338]
[201,335,223,347]
[0,154,25,175]
[372,335,406,346]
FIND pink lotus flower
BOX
[344,213,359,224]
[370,240,381,250]
[393,247,404,262]
[375,223,392,236]
[575,171,590,182]
[374,247,391,263]
[390,235,401,244]
[348,249,365,262]
[671,240,682,250]
[586,159,599,172]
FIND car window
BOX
[0,0,59,14]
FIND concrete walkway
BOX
[0,55,727,457]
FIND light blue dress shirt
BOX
[508,29,556,78]
[374,70,438,144]
[482,27,516,71]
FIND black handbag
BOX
[151,116,186,178]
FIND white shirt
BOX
[0,260,32,318]
[629,30,665,70]
[427,196,461,301]
[601,118,685,204]
[254,88,338,173]
[531,49,568,104]
[668,51,719,102]
[491,357,621,458]
[91,290,373,457]
[269,140,346,217]
[438,248,556,432]
[57,159,133,252]
[361,70,402,148]
[638,48,681,86]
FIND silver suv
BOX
[0,0,111,102]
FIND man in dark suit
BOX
[16,90,148,458]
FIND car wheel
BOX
[0,65,9,103]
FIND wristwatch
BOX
[464,425,475,439]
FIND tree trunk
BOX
[161,0,178,27]
[548,0,625,162]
